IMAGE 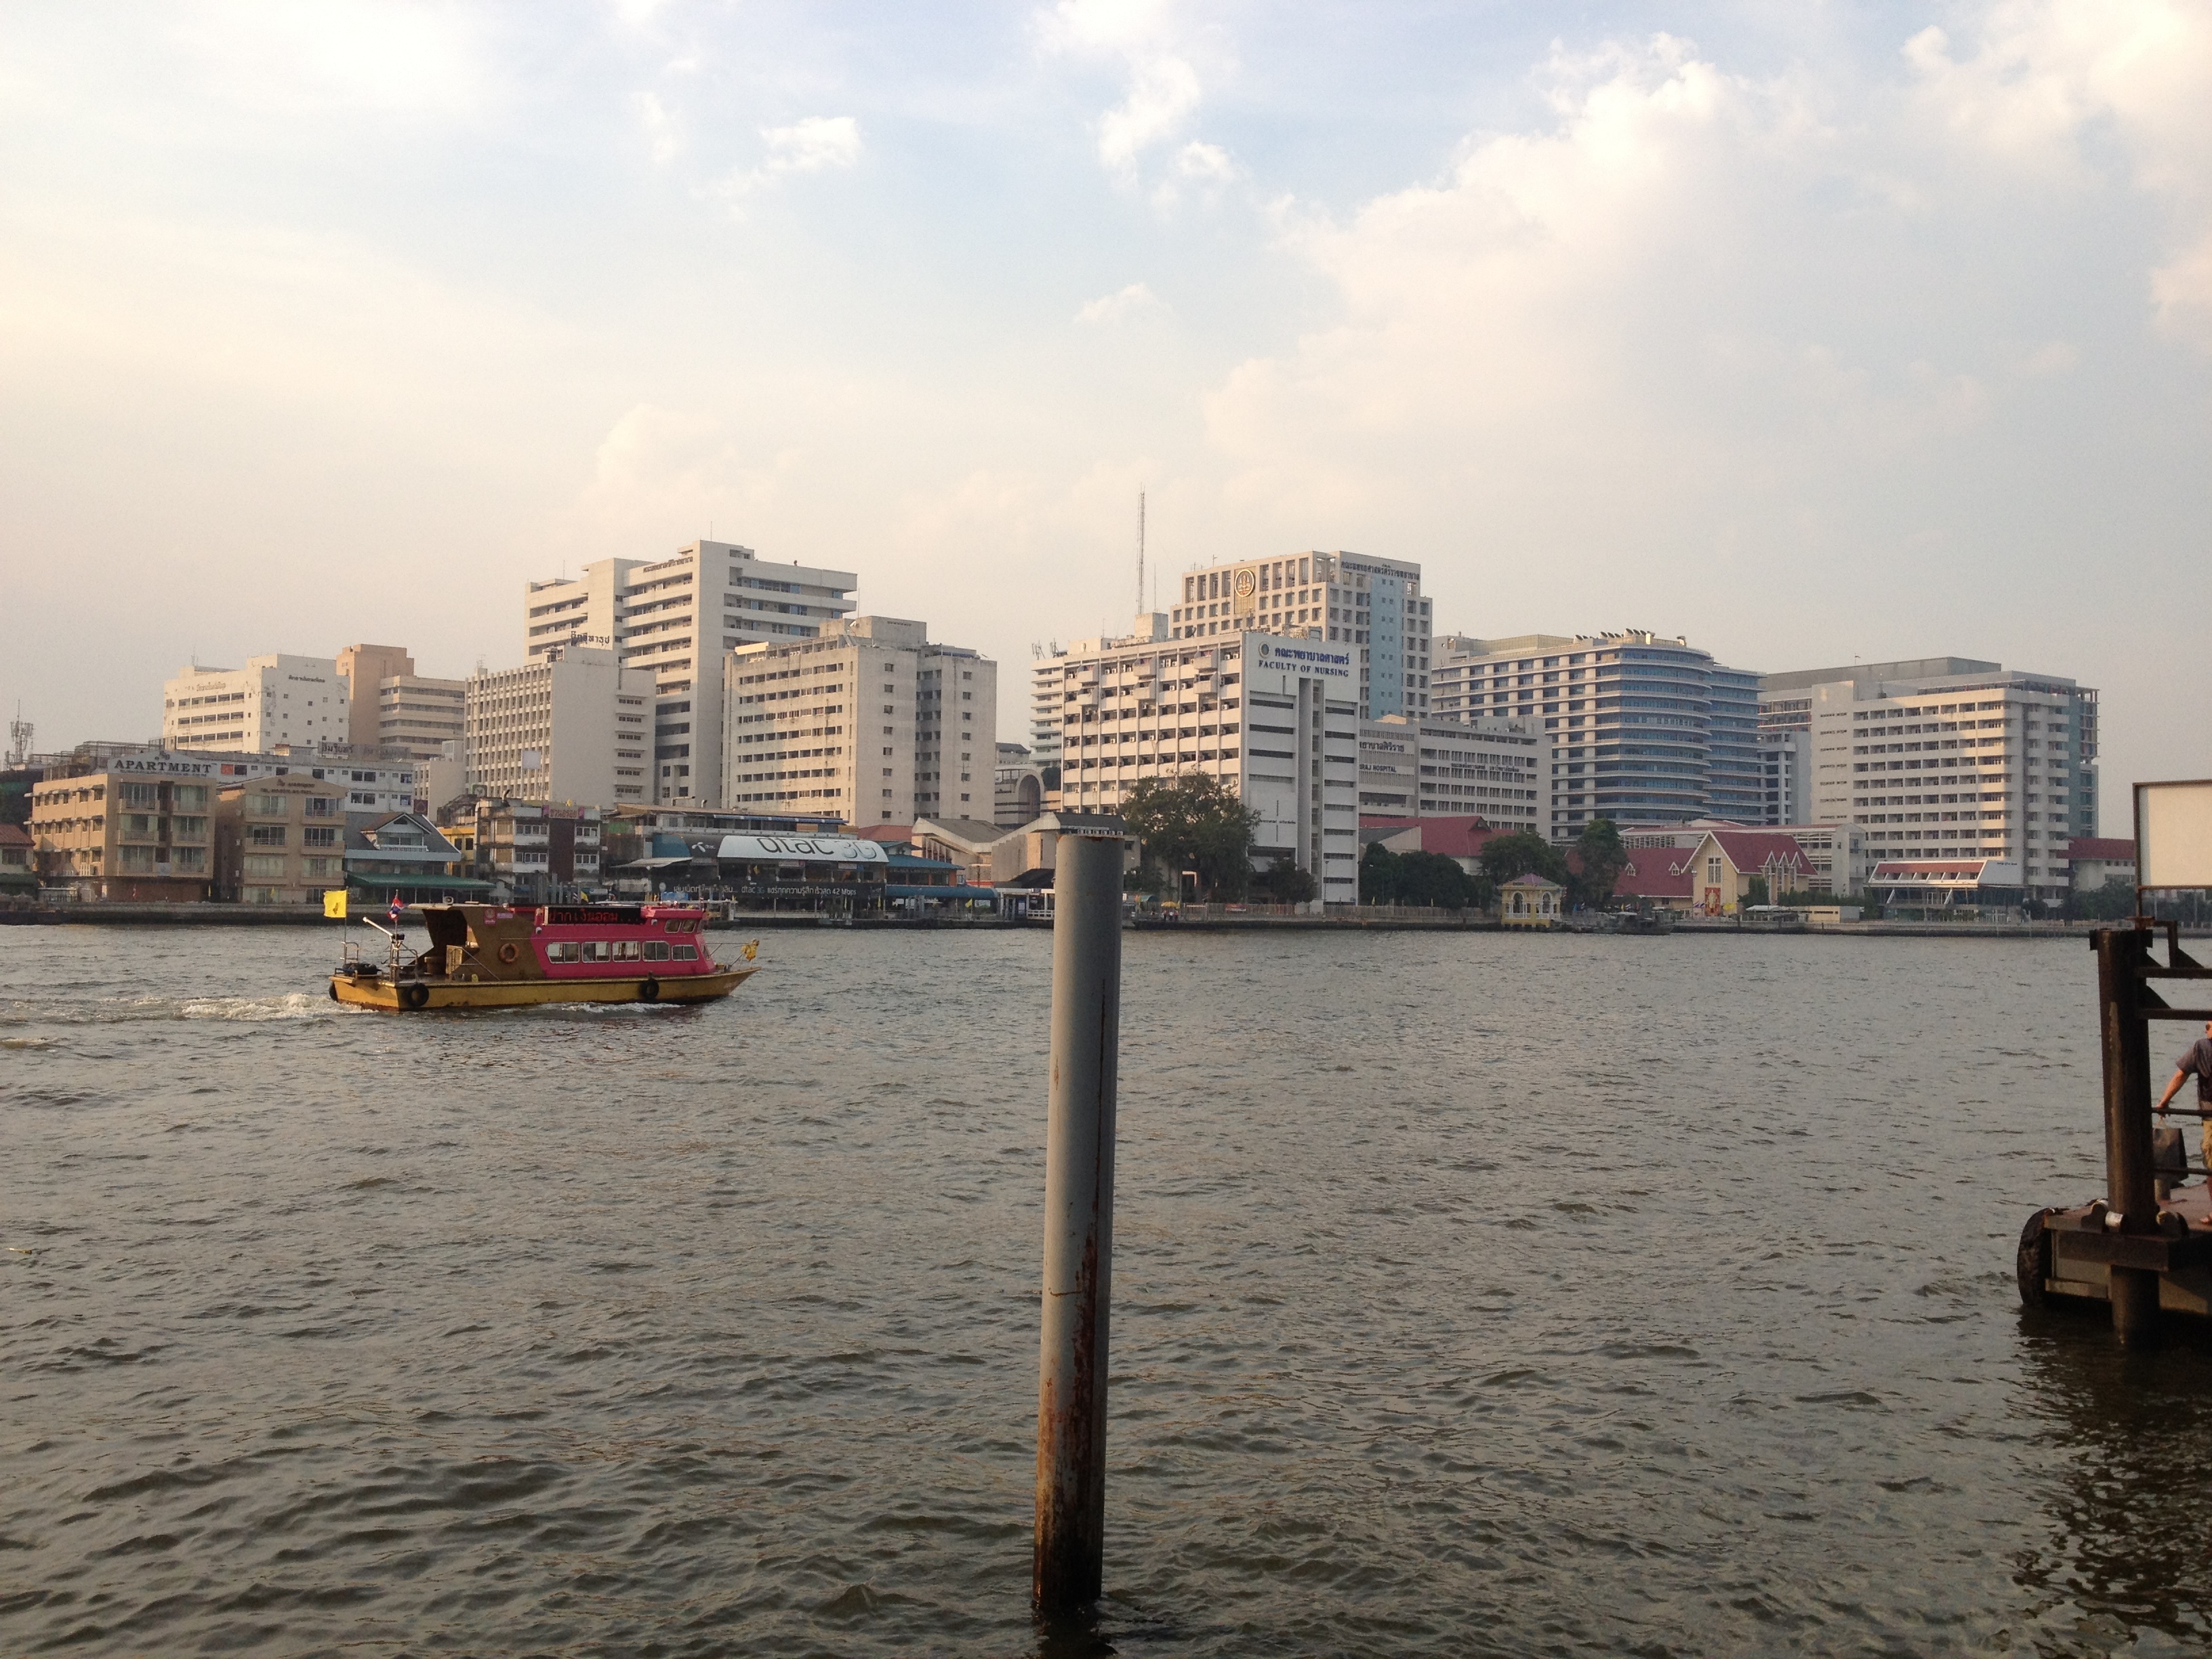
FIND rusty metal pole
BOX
[1034,827,1124,1616]
[2095,928,2160,1345]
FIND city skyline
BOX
[4,2,2207,802]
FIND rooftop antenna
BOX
[6,704,30,769]
[1136,490,1145,615]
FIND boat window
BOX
[644,941,671,960]
[665,918,696,934]
[673,945,698,960]
[614,940,642,960]
[582,941,611,962]
[549,941,581,962]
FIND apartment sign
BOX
[112,754,218,777]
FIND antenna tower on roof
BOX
[1136,490,1145,615]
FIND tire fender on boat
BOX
[402,982,430,1010]
[638,977,660,1004]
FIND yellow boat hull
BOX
[330,966,758,1011]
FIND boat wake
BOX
[0,992,337,1027]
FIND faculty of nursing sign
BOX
[1254,640,1353,680]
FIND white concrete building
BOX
[995,742,1046,829]
[1033,616,1363,901]
[722,617,996,825]
[1757,729,1809,826]
[464,647,653,808]
[1759,657,2100,907]
[523,540,857,807]
[1166,551,1431,719]
[163,655,348,754]
[1357,716,1547,829]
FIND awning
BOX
[618,857,696,871]
[346,873,497,891]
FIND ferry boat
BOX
[330,902,758,1012]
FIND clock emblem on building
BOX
[1235,570,1256,598]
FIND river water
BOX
[3,925,2209,1657]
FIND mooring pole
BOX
[2095,926,2160,1345]
[1034,825,1125,1616]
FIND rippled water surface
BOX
[5,924,2212,1657]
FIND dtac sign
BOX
[715,834,890,865]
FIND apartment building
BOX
[29,758,217,900]
[523,540,859,806]
[1356,716,1547,829]
[722,617,997,825]
[163,655,348,753]
[464,647,652,807]
[1432,630,1762,841]
[1757,656,2100,906]
[213,772,348,903]
[1032,616,1364,901]
[1165,551,1431,719]
[457,800,601,902]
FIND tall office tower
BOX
[522,540,857,806]
[163,655,348,754]
[464,647,653,807]
[1431,630,1764,842]
[1757,656,2100,907]
[1031,615,1364,901]
[1164,551,1431,719]
[335,645,415,749]
[721,617,996,824]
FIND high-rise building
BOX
[522,540,857,807]
[1431,631,1763,841]
[334,644,465,761]
[1165,551,1431,719]
[335,645,414,748]
[722,617,996,824]
[1031,616,1362,901]
[1757,656,2100,906]
[163,656,349,754]
[464,647,653,807]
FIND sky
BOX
[2,0,2207,826]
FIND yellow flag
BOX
[323,889,348,920]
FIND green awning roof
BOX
[346,873,497,890]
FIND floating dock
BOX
[2018,921,2212,1340]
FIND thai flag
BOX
[388,900,403,930]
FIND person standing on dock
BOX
[2154,1017,2212,1176]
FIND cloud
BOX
[1097,54,1201,179]
[1903,1,2212,346]
[1076,282,1165,325]
[1200,12,2211,558]
[568,405,804,547]
[637,91,678,164]
[711,115,863,208]
[1039,0,1237,199]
